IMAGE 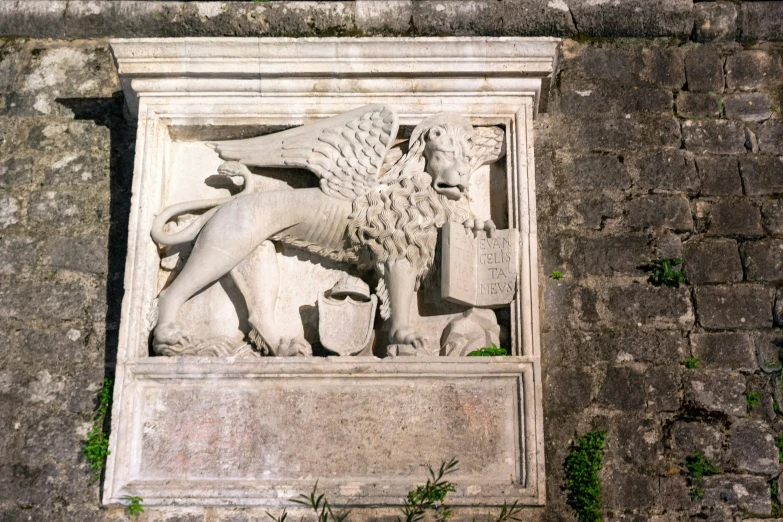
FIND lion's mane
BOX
[347,137,470,319]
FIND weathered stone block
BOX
[578,47,635,81]
[546,366,593,413]
[702,475,771,515]
[646,365,681,412]
[412,1,501,36]
[691,332,756,372]
[39,237,108,274]
[729,419,779,476]
[635,150,699,194]
[498,0,577,36]
[627,195,692,231]
[653,231,682,259]
[683,369,746,416]
[44,154,107,186]
[569,153,631,191]
[682,120,746,155]
[0,1,66,38]
[682,239,742,284]
[606,284,694,329]
[570,236,650,277]
[724,92,773,122]
[740,156,783,196]
[576,194,614,229]
[27,191,87,227]
[0,195,20,230]
[612,417,663,468]
[355,0,414,35]
[602,469,657,510]
[640,48,686,89]
[569,0,693,38]
[599,366,646,410]
[696,155,742,196]
[758,121,783,155]
[675,92,720,119]
[574,116,681,151]
[693,2,737,42]
[685,47,724,92]
[754,330,783,372]
[695,284,773,329]
[703,199,763,237]
[742,2,783,42]
[726,51,780,91]
[669,420,725,461]
[741,239,783,282]
[0,236,38,276]
[0,280,86,321]
[762,200,783,236]
[0,157,33,187]
[657,476,692,512]
[579,331,685,365]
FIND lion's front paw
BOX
[463,218,496,238]
[154,322,185,347]
[274,336,312,357]
[388,327,428,355]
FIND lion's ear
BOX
[471,126,506,169]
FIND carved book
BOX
[441,221,519,307]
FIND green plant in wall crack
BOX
[122,495,144,517]
[745,390,762,409]
[684,452,719,502]
[684,452,719,479]
[550,271,564,280]
[680,357,699,369]
[564,430,606,522]
[643,258,686,287]
[467,343,508,356]
[84,378,112,481]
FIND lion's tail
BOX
[150,161,255,246]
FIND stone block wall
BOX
[1,2,782,521]
[538,37,783,521]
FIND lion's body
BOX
[152,107,502,356]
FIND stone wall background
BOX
[1,1,782,521]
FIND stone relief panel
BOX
[105,37,556,509]
[150,105,514,359]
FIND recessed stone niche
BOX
[105,37,558,508]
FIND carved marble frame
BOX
[105,37,558,508]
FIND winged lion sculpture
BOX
[150,104,505,356]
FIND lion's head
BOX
[346,115,504,318]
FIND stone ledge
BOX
[0,0,716,40]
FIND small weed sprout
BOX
[550,271,564,280]
[690,487,704,500]
[644,258,686,287]
[776,435,783,463]
[399,458,458,522]
[746,391,762,409]
[123,496,144,517]
[680,357,699,369]
[84,378,112,481]
[564,430,606,522]
[684,452,719,479]
[467,343,508,356]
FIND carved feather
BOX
[211,104,399,201]
[470,126,506,170]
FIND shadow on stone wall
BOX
[55,93,135,405]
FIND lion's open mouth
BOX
[435,182,465,200]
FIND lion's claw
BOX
[389,327,428,355]
[463,218,496,238]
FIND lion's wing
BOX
[211,104,398,201]
[470,126,507,171]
